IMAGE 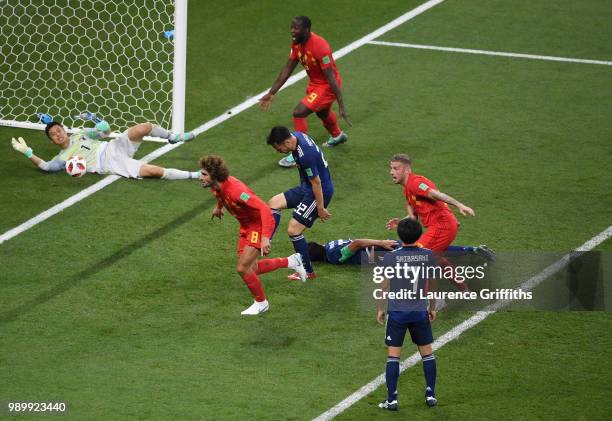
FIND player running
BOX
[259,16,351,168]
[266,126,333,280]
[11,118,198,179]
[200,155,307,315]
[377,218,439,411]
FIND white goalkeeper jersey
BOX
[40,128,108,173]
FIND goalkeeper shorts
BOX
[101,131,143,179]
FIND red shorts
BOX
[300,83,339,112]
[238,225,262,255]
[416,223,458,251]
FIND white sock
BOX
[149,125,171,139]
[161,168,191,180]
[287,253,300,269]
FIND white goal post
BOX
[0,0,187,139]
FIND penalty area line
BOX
[313,225,612,420]
[0,0,447,246]
[368,41,612,66]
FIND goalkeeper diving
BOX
[11,117,200,180]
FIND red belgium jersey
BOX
[404,173,457,228]
[211,176,275,238]
[290,32,341,87]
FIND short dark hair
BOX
[307,242,326,262]
[391,154,412,166]
[293,16,311,29]
[267,125,292,145]
[45,121,62,138]
[199,155,230,182]
[397,218,422,245]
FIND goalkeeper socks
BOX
[256,257,288,275]
[161,168,192,180]
[271,209,281,240]
[149,125,171,139]
[241,271,266,302]
[422,354,436,394]
[321,110,341,137]
[290,234,313,273]
[293,117,308,133]
[386,356,400,402]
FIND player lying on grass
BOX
[11,119,198,179]
[199,155,307,315]
[377,218,438,411]
[308,238,494,265]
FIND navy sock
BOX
[386,356,400,402]
[290,234,313,273]
[422,353,436,395]
[271,209,281,240]
[446,245,475,255]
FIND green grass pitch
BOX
[1,0,611,419]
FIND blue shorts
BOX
[385,315,433,347]
[283,185,333,228]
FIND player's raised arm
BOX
[427,189,475,216]
[259,58,299,110]
[81,120,112,140]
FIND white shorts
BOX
[100,131,143,178]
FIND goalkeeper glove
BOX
[95,120,111,133]
[11,137,33,158]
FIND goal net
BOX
[0,0,186,134]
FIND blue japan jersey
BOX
[292,131,333,194]
[325,239,362,265]
[382,246,435,323]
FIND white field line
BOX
[314,225,612,421]
[0,0,447,246]
[368,40,612,66]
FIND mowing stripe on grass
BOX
[368,41,612,66]
[0,0,447,246]
[313,225,612,420]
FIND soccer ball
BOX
[65,155,87,177]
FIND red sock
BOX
[321,110,341,137]
[241,272,266,302]
[293,116,308,133]
[256,257,288,275]
[438,257,469,292]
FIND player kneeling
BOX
[200,155,307,315]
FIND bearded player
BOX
[386,154,495,290]
[200,155,307,315]
[259,16,351,168]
